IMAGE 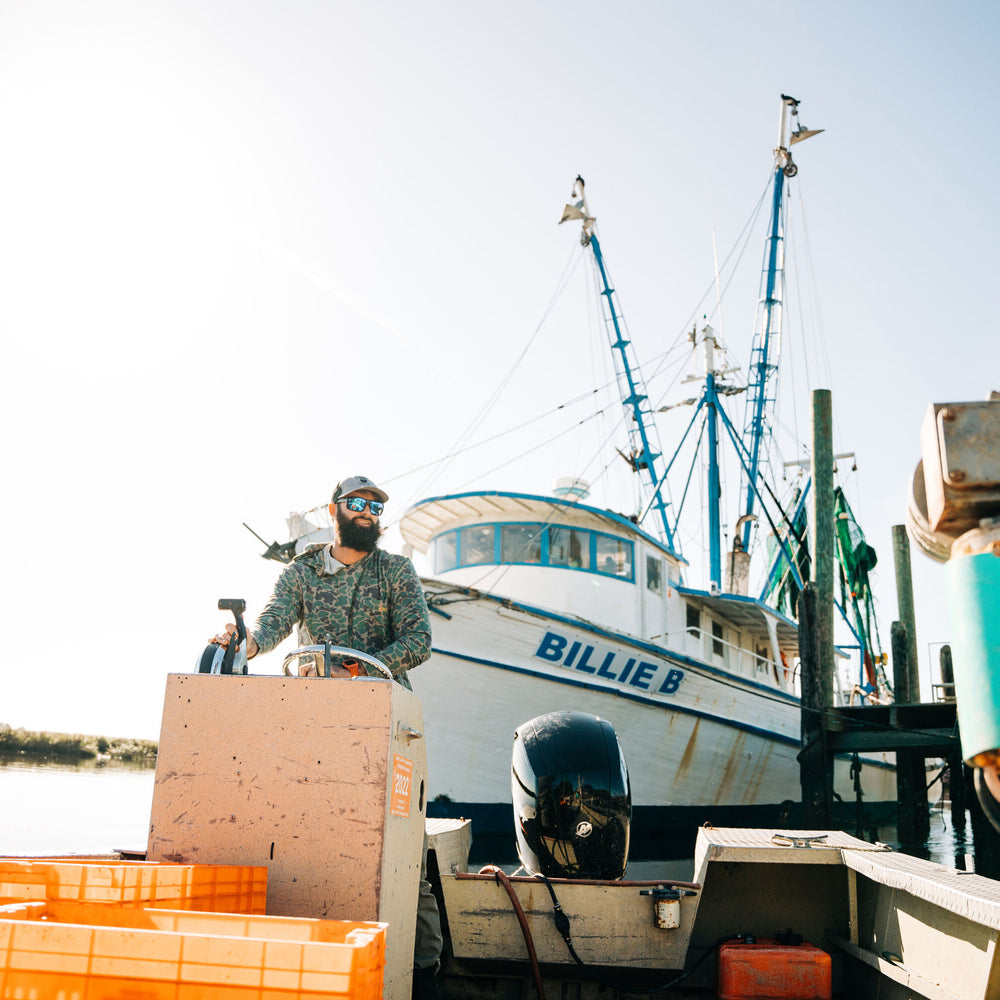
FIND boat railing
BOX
[676,628,786,688]
[931,681,956,703]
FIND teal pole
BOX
[946,550,1000,764]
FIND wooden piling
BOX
[940,645,966,833]
[939,644,955,700]
[891,620,911,702]
[799,390,835,827]
[799,582,832,825]
[811,390,835,708]
[892,525,921,701]
[950,751,967,835]
[891,527,931,845]
[892,620,930,844]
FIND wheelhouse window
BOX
[501,524,542,564]
[460,525,495,566]
[596,534,633,580]
[712,621,725,657]
[434,532,457,573]
[686,604,700,636]
[646,555,663,594]
[549,526,589,569]
[756,644,771,675]
[428,521,637,583]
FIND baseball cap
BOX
[331,475,389,504]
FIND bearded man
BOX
[211,475,441,999]
[219,475,432,685]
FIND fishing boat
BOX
[396,95,894,841]
[258,95,896,844]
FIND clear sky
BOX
[1,1,996,740]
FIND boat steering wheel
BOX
[281,644,393,681]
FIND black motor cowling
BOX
[511,710,631,880]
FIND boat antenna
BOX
[712,225,725,339]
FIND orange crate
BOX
[0,859,267,913]
[717,936,832,1000]
[0,900,386,1000]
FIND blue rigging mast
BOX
[559,95,822,593]
[559,177,679,557]
[740,95,823,551]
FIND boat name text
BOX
[535,631,684,694]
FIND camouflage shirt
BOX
[250,544,431,688]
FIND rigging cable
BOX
[385,387,606,489]
[458,408,640,594]
[783,180,887,675]
[449,407,614,495]
[646,173,773,394]
[406,243,585,504]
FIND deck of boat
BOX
[428,822,1000,1000]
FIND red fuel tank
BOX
[717,935,832,1000]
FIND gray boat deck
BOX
[430,822,1000,999]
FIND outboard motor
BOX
[511,711,630,879]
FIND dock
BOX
[825,702,958,756]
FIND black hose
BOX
[539,874,732,994]
[479,866,547,1000]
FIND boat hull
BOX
[413,586,896,845]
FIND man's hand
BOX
[297,660,352,678]
[209,623,259,659]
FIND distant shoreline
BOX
[0,724,157,762]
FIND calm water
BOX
[0,754,155,856]
[0,756,982,879]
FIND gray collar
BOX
[322,545,348,575]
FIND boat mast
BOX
[703,329,723,586]
[739,95,822,550]
[560,177,678,554]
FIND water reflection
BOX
[0,752,155,775]
[0,754,155,856]
[1,759,992,880]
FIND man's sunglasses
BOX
[337,497,385,516]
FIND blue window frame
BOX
[595,532,634,581]
[435,532,457,573]
[500,523,542,564]
[549,526,590,570]
[646,553,663,593]
[459,525,495,566]
[429,522,634,583]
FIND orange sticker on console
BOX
[390,754,413,817]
